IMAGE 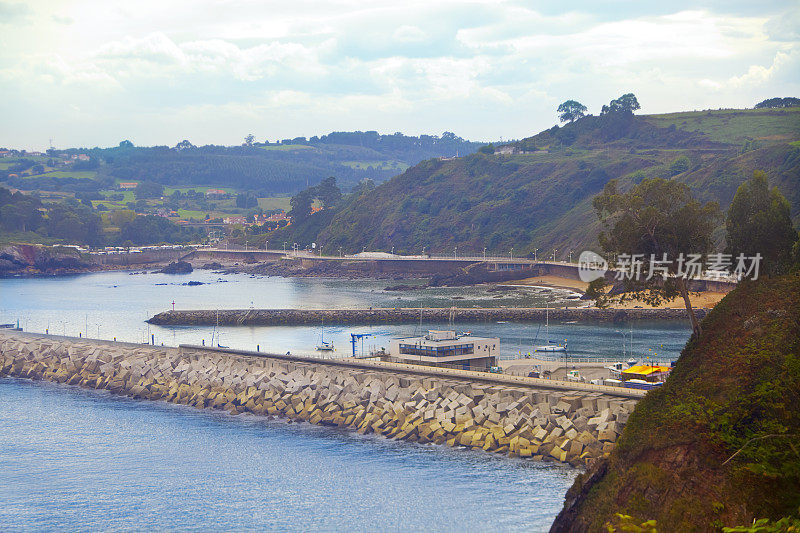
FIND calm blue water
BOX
[0,271,693,531]
[0,270,691,362]
[0,378,575,532]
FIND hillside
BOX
[0,131,486,198]
[297,107,800,255]
[550,273,800,531]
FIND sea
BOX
[0,270,693,531]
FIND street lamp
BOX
[534,248,539,261]
[510,248,513,260]
[483,247,486,260]
[454,246,457,260]
[553,248,557,261]
[391,246,394,255]
[569,250,573,263]
[422,246,426,257]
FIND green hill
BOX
[0,131,486,197]
[300,107,800,255]
[550,273,800,531]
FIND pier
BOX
[1,329,641,466]
[147,306,706,326]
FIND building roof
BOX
[622,365,670,375]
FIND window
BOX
[399,343,474,357]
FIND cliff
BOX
[550,273,800,531]
[0,244,91,277]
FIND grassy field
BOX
[176,209,208,220]
[24,170,98,180]
[257,196,291,211]
[644,107,800,144]
[260,144,316,151]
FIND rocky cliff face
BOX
[0,244,91,277]
[550,273,800,531]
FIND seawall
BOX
[0,330,638,467]
[147,307,705,326]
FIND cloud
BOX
[728,48,799,88]
[0,0,798,149]
[51,14,74,25]
[0,1,29,24]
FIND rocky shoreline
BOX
[148,306,705,326]
[0,330,636,467]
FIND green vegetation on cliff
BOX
[551,273,800,532]
[297,107,800,256]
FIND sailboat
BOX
[316,319,334,351]
[534,301,566,353]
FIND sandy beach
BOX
[508,275,728,310]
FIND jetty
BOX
[1,329,640,467]
[147,306,705,326]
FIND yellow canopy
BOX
[622,365,670,375]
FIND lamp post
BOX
[569,250,573,263]
[534,248,539,261]
[483,247,486,260]
[510,248,513,261]
[553,248,557,262]
[422,246,426,257]
[454,246,457,260]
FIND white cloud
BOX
[0,0,798,149]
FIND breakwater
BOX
[0,330,638,467]
[148,306,706,326]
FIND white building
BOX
[388,330,499,370]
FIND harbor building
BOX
[387,330,499,370]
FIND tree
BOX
[244,134,255,147]
[725,171,798,276]
[135,181,164,200]
[118,140,134,148]
[668,155,691,176]
[601,93,640,115]
[175,139,195,151]
[288,189,313,222]
[754,97,800,109]
[557,100,588,123]
[478,144,495,154]
[593,177,720,335]
[315,176,342,209]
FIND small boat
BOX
[534,302,567,353]
[316,320,335,351]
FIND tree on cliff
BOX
[725,171,798,276]
[600,93,640,115]
[593,177,720,336]
[557,100,588,123]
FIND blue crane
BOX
[350,332,374,358]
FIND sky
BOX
[1,0,798,150]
